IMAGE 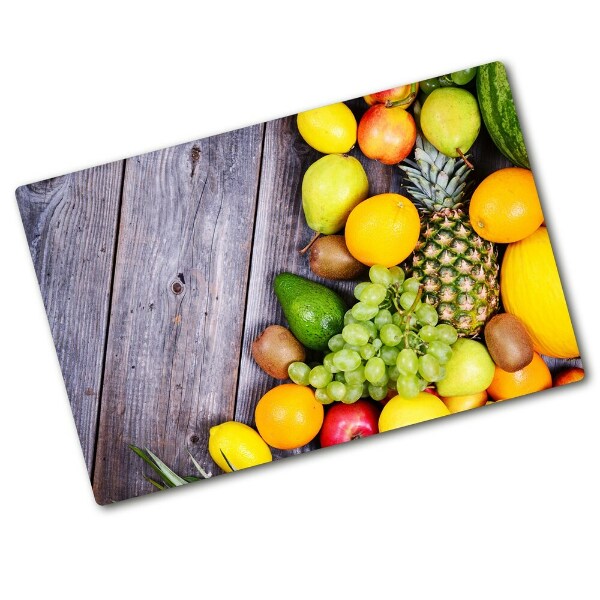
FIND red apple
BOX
[357,105,417,165]
[319,399,381,447]
[364,83,419,108]
[553,367,584,387]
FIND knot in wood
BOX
[171,280,184,295]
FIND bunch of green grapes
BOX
[288,264,458,403]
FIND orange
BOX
[254,384,324,450]
[440,390,488,413]
[469,167,544,243]
[487,352,552,401]
[344,193,420,267]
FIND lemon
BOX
[208,421,272,472]
[379,392,450,432]
[297,102,357,154]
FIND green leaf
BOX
[220,449,238,472]
[145,449,188,487]
[129,444,187,488]
[144,476,166,491]
[187,449,212,479]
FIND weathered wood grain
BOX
[15,163,124,475]
[233,100,405,460]
[92,127,264,504]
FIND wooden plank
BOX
[92,126,264,504]
[234,99,404,459]
[15,162,125,475]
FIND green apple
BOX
[436,339,495,397]
[302,154,369,235]
[420,87,481,158]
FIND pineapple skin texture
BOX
[411,207,500,337]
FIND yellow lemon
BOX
[208,421,272,472]
[297,102,357,154]
[379,392,450,432]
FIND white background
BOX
[1,2,597,598]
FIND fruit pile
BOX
[194,62,585,476]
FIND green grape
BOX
[396,374,420,398]
[342,384,363,404]
[332,349,362,372]
[419,325,438,343]
[360,283,388,307]
[365,357,386,383]
[369,265,393,286]
[359,343,376,360]
[361,382,370,398]
[328,333,345,352]
[288,361,310,385]
[362,320,378,341]
[392,312,403,327]
[315,388,334,404]
[353,281,371,301]
[450,67,477,85]
[417,376,428,391]
[374,309,393,329]
[388,266,405,284]
[419,77,441,95]
[435,324,458,345]
[323,353,340,374]
[372,338,383,350]
[368,384,388,401]
[345,365,366,385]
[406,314,418,329]
[396,348,419,374]
[344,310,358,326]
[342,323,370,346]
[372,371,389,388]
[427,341,453,365]
[380,323,402,346]
[344,343,362,352]
[402,277,421,294]
[418,354,441,381]
[380,345,400,366]
[327,381,347,402]
[387,365,400,381]
[351,301,380,321]
[309,365,332,389]
[399,292,417,311]
[334,372,346,383]
[415,303,438,326]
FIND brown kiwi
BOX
[309,235,366,280]
[251,325,306,379]
[484,313,534,372]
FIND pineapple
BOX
[399,135,499,337]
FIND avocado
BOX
[273,272,346,352]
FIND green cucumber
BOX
[476,61,530,169]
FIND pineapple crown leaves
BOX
[399,134,473,213]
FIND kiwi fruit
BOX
[309,235,366,280]
[251,325,306,379]
[484,313,534,372]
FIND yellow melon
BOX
[500,226,579,359]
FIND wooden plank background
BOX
[16,97,584,504]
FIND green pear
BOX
[302,154,369,235]
[420,87,481,158]
[436,338,495,397]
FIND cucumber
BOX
[476,61,530,169]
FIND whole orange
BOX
[487,352,552,401]
[254,384,324,450]
[469,167,544,243]
[344,193,420,267]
